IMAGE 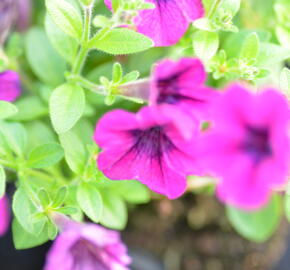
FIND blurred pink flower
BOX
[45,216,131,270]
[150,58,219,122]
[104,0,204,46]
[0,196,10,237]
[0,70,21,102]
[200,84,290,210]
[16,0,31,32]
[94,106,202,199]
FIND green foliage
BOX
[45,0,83,40]
[49,83,86,134]
[227,196,282,242]
[25,28,66,87]
[0,101,18,120]
[280,68,290,98]
[90,28,154,55]
[77,182,103,223]
[27,143,64,169]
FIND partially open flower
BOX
[104,0,204,46]
[0,70,21,102]
[45,215,131,270]
[150,58,219,122]
[0,0,17,44]
[200,84,290,210]
[0,196,10,237]
[94,106,203,199]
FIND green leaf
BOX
[0,165,6,198]
[112,62,123,83]
[12,187,37,234]
[50,83,85,134]
[226,196,281,242]
[90,28,154,55]
[240,32,260,63]
[0,101,18,119]
[0,122,27,157]
[113,181,150,204]
[193,30,219,60]
[52,186,68,207]
[45,15,78,63]
[219,0,241,15]
[257,43,290,66]
[59,130,87,173]
[121,70,140,84]
[77,182,103,223]
[276,26,290,50]
[280,68,290,98]
[38,188,51,207]
[27,143,64,169]
[11,96,48,121]
[25,28,66,87]
[12,219,49,250]
[100,190,127,230]
[45,0,83,40]
[47,220,58,240]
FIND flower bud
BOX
[0,0,17,44]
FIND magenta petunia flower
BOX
[200,84,290,210]
[0,70,21,102]
[94,106,202,199]
[0,196,10,237]
[45,217,131,270]
[104,0,204,46]
[150,58,219,121]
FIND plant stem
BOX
[71,5,93,75]
[208,0,222,18]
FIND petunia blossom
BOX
[104,0,204,47]
[44,214,131,270]
[200,84,290,210]
[150,58,219,122]
[94,106,203,199]
[0,196,10,237]
[0,70,21,102]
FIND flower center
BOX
[242,126,272,164]
[130,126,173,158]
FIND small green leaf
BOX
[240,32,260,63]
[45,0,83,40]
[0,122,27,157]
[193,30,219,60]
[77,182,103,223]
[38,188,51,207]
[112,62,123,83]
[52,186,68,208]
[27,143,64,169]
[0,101,18,119]
[12,187,37,234]
[226,195,281,242]
[90,28,154,55]
[11,96,48,122]
[50,83,86,134]
[12,219,49,250]
[25,28,66,87]
[121,71,140,84]
[100,190,127,230]
[59,130,87,173]
[45,15,78,63]
[47,220,58,240]
[0,165,6,198]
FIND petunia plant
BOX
[0,0,290,268]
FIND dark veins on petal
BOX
[241,125,272,164]
[156,69,204,105]
[70,239,110,270]
[130,126,174,158]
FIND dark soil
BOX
[124,194,290,270]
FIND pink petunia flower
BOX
[44,214,131,270]
[0,196,10,237]
[200,84,290,210]
[94,106,202,199]
[104,0,204,47]
[0,70,21,102]
[150,58,219,122]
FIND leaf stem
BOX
[71,5,93,75]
